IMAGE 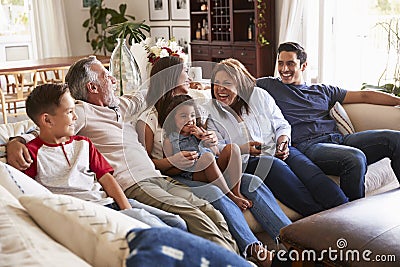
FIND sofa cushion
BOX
[330,102,355,135]
[0,185,90,267]
[364,158,398,194]
[19,194,150,267]
[0,161,52,198]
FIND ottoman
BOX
[279,189,400,266]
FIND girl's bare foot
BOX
[237,193,253,208]
[230,195,252,211]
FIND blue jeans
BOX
[173,173,291,256]
[106,199,187,231]
[245,147,348,216]
[125,227,251,267]
[295,130,400,201]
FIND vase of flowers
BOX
[141,37,187,80]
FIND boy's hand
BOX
[6,138,33,170]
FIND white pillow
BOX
[0,185,90,267]
[0,161,52,198]
[330,102,355,135]
[19,194,150,267]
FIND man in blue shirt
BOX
[256,41,400,201]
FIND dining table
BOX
[0,55,110,73]
[0,55,110,124]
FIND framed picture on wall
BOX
[170,0,190,20]
[171,26,190,54]
[150,26,170,40]
[82,0,100,9]
[148,0,170,21]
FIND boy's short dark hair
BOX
[26,83,70,125]
[278,42,307,65]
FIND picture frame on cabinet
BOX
[171,26,190,54]
[150,26,170,40]
[149,0,170,21]
[170,0,190,20]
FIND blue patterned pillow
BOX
[125,227,250,267]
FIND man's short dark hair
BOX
[26,83,70,125]
[278,42,307,65]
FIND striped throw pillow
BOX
[330,102,355,135]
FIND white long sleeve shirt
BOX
[206,86,291,162]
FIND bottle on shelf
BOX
[247,16,255,41]
[201,19,208,40]
[196,22,202,40]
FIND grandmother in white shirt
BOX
[206,58,349,217]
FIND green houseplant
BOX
[82,0,150,55]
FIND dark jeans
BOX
[245,147,348,216]
[296,130,400,200]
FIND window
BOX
[305,0,400,90]
[0,0,35,62]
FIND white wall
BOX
[63,0,189,56]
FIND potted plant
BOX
[82,0,150,55]
[361,17,400,97]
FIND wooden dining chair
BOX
[0,70,38,124]
[37,66,70,84]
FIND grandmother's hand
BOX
[240,141,262,156]
[275,135,289,161]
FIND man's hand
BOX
[6,138,32,171]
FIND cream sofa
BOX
[0,160,152,267]
[0,103,399,263]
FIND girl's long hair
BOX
[163,95,203,136]
[146,56,185,127]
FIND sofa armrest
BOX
[343,103,400,132]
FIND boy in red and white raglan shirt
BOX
[23,83,186,230]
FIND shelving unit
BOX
[189,0,276,78]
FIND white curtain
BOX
[32,0,71,58]
[274,0,305,77]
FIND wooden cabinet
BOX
[189,0,275,78]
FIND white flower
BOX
[143,37,187,65]
[159,48,170,58]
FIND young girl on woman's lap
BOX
[163,95,252,210]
